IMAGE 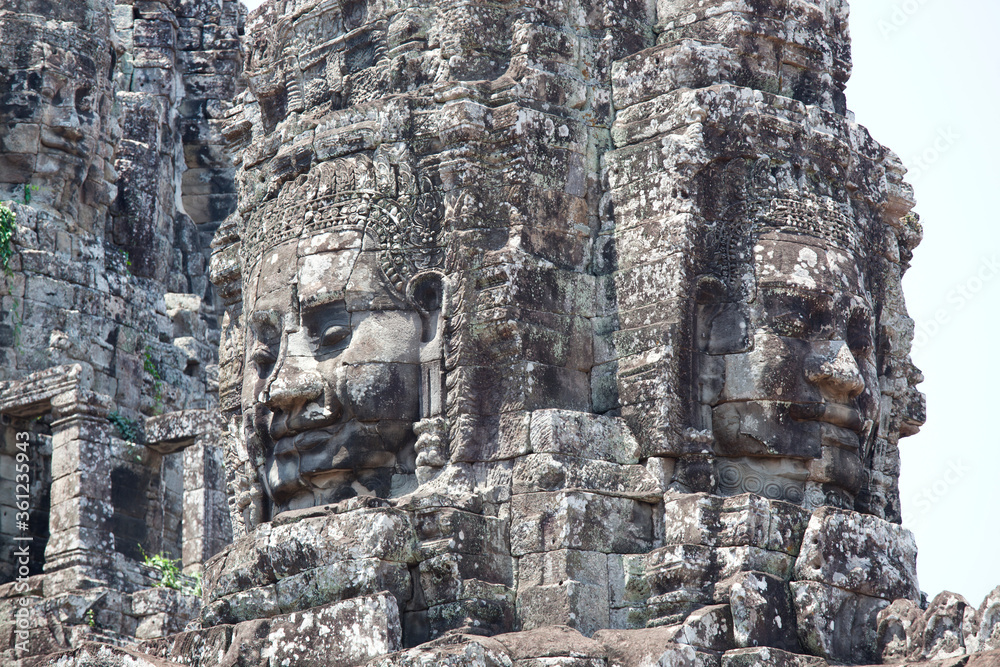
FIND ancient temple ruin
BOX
[1,0,998,665]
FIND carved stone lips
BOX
[789,401,865,433]
[290,424,347,452]
[268,423,346,456]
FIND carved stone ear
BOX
[406,270,444,313]
[694,275,751,355]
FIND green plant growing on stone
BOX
[22,184,39,205]
[140,547,199,595]
[143,345,165,413]
[108,410,140,442]
[0,201,22,349]
[109,410,143,462]
[85,608,96,628]
[141,546,182,590]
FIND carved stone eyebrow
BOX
[299,298,348,319]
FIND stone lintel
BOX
[144,409,223,453]
[0,363,93,418]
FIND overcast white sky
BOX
[239,0,1000,606]
[849,0,1000,607]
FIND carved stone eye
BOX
[774,311,810,337]
[320,324,350,348]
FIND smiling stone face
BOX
[699,230,881,510]
[243,234,424,514]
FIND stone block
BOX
[644,544,794,602]
[790,580,888,665]
[669,604,736,652]
[517,580,610,637]
[974,585,1000,653]
[131,587,186,616]
[137,625,233,666]
[420,553,514,607]
[427,597,514,639]
[662,492,811,556]
[144,409,221,451]
[511,491,654,556]
[135,611,183,640]
[728,571,800,652]
[876,598,923,664]
[495,625,608,661]
[594,625,723,667]
[915,591,977,661]
[219,593,402,667]
[202,583,279,626]
[276,559,411,615]
[793,507,919,602]
[202,524,276,603]
[512,453,661,501]
[413,507,509,558]
[722,646,828,667]
[368,632,512,666]
[266,507,420,579]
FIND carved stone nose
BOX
[265,362,324,411]
[805,343,865,398]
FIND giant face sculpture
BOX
[238,155,444,516]
[699,198,882,510]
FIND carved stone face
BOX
[700,232,879,509]
[242,232,422,515]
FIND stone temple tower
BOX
[2,0,999,666]
[0,0,243,653]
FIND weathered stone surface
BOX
[793,507,920,602]
[512,454,661,501]
[516,550,610,636]
[722,646,828,667]
[528,410,641,464]
[969,651,1000,667]
[663,493,811,556]
[218,593,401,667]
[973,586,1000,653]
[877,598,924,664]
[729,571,800,652]
[916,592,978,661]
[137,625,234,666]
[511,492,654,556]
[144,410,223,453]
[20,641,185,666]
[494,625,608,661]
[594,625,723,667]
[791,580,889,665]
[3,0,981,664]
[368,633,512,667]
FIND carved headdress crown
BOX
[240,148,444,296]
[717,193,868,294]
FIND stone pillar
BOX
[182,435,232,575]
[43,389,114,595]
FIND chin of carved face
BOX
[243,243,422,514]
[700,235,880,507]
